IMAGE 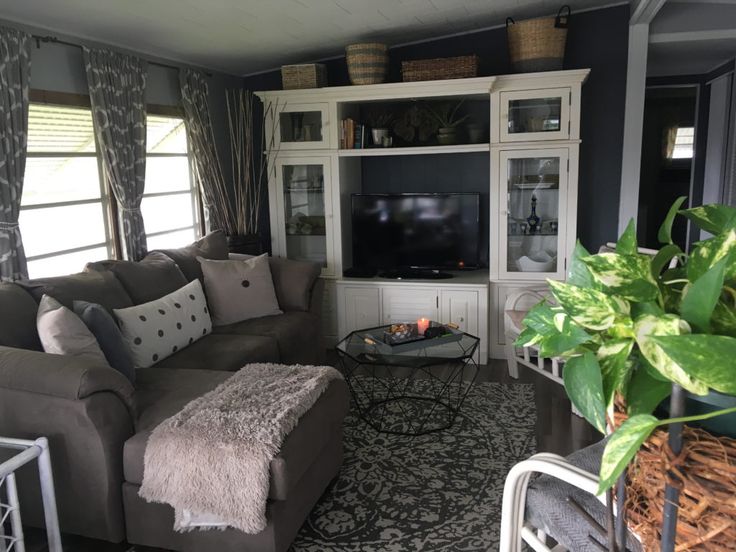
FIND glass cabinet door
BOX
[500,148,568,280]
[500,88,571,142]
[274,157,334,275]
[275,103,330,149]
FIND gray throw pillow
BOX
[114,280,212,369]
[74,300,136,384]
[37,294,108,364]
[149,230,230,283]
[198,254,283,326]
[86,253,188,305]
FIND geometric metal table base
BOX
[336,325,480,436]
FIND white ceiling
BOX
[0,0,617,76]
[647,1,736,76]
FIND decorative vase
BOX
[526,195,540,234]
[437,127,458,145]
[466,123,485,143]
[371,128,389,146]
[227,234,263,255]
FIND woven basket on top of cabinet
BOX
[401,55,479,82]
[280,64,327,90]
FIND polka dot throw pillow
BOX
[114,279,212,368]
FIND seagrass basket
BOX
[280,64,327,90]
[401,55,479,82]
[345,43,388,85]
[506,6,570,73]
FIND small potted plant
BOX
[516,197,736,550]
[364,108,394,146]
[426,99,470,145]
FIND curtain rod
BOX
[32,34,212,77]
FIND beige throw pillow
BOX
[197,254,282,326]
[36,294,108,363]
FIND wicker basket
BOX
[345,43,389,85]
[506,6,570,73]
[280,64,327,90]
[401,55,479,82]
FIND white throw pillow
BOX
[36,294,108,363]
[197,254,282,326]
[114,280,212,368]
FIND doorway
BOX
[636,86,698,250]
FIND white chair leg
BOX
[505,339,520,379]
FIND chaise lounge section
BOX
[0,236,348,552]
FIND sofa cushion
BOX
[213,311,323,365]
[74,301,136,384]
[153,333,280,372]
[0,283,42,351]
[149,230,229,283]
[199,254,282,326]
[124,368,350,502]
[36,295,108,364]
[114,280,212,369]
[86,254,188,305]
[18,270,133,313]
[229,254,321,312]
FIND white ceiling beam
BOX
[630,0,668,24]
[650,29,736,43]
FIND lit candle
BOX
[417,318,430,335]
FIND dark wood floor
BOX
[21,359,598,552]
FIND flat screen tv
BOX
[351,193,480,271]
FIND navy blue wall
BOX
[244,4,630,252]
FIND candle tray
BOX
[362,322,464,354]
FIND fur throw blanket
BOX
[138,363,343,534]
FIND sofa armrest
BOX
[0,346,135,415]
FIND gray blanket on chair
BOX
[138,362,343,534]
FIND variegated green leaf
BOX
[514,302,592,356]
[567,241,597,289]
[598,415,659,493]
[687,230,736,282]
[653,334,736,395]
[582,253,659,302]
[563,352,607,434]
[658,196,687,244]
[651,243,682,277]
[712,299,736,338]
[515,325,543,348]
[616,219,638,255]
[548,280,624,331]
[680,256,727,332]
[634,314,708,395]
[597,339,634,408]
[538,313,592,358]
[680,204,736,235]
[626,366,672,416]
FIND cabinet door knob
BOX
[459,317,465,322]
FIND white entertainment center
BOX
[256,68,588,361]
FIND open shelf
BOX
[338,143,489,157]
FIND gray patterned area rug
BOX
[290,381,536,551]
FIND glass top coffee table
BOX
[336,324,480,436]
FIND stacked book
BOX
[340,118,366,149]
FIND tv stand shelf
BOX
[338,144,489,157]
[337,271,489,362]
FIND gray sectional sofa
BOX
[0,236,349,552]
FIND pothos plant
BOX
[516,197,736,494]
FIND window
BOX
[670,127,694,159]
[21,103,113,278]
[143,114,200,249]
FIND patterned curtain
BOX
[0,27,31,281]
[83,47,148,260]
[179,69,231,234]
